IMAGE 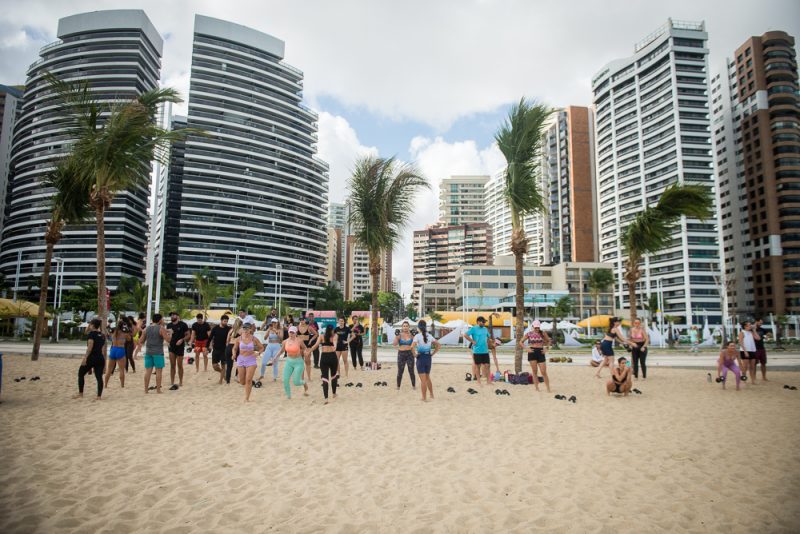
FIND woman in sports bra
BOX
[393,321,415,390]
[259,318,283,383]
[297,320,318,383]
[595,317,630,379]
[519,319,551,392]
[232,323,264,402]
[628,319,649,380]
[606,356,632,396]
[275,326,309,399]
[309,324,339,404]
[717,341,743,390]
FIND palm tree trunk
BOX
[511,228,526,374]
[95,202,108,337]
[369,255,381,365]
[625,258,639,323]
[31,239,56,361]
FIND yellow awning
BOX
[577,315,631,328]
[0,298,50,319]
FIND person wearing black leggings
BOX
[393,321,416,390]
[124,316,136,373]
[629,319,649,379]
[349,317,365,370]
[74,318,106,400]
[311,325,339,404]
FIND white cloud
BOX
[392,136,504,298]
[316,111,378,204]
[1,29,33,48]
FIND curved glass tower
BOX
[0,10,162,291]
[165,15,329,307]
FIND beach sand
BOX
[1,353,799,533]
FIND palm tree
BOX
[347,155,429,365]
[45,73,193,336]
[547,296,574,349]
[428,311,444,337]
[622,184,713,322]
[312,281,343,310]
[112,276,148,314]
[192,267,220,315]
[587,268,614,316]
[495,98,551,373]
[31,157,91,360]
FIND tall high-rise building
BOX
[0,84,24,238]
[326,201,347,288]
[438,175,489,225]
[344,236,391,300]
[328,202,348,231]
[543,106,597,264]
[712,30,800,316]
[412,222,493,308]
[591,19,721,324]
[163,15,329,307]
[484,168,547,264]
[0,10,162,291]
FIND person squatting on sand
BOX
[104,319,130,389]
[520,319,551,392]
[607,356,632,396]
[590,341,603,367]
[393,321,415,390]
[190,313,211,372]
[412,320,440,402]
[74,318,105,400]
[209,315,231,384]
[139,313,171,393]
[233,322,263,402]
[259,318,283,382]
[276,325,309,399]
[629,318,649,380]
[739,321,758,384]
[309,324,339,404]
[464,316,491,386]
[166,311,190,389]
[595,317,630,378]
[717,341,743,390]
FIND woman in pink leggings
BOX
[716,342,743,390]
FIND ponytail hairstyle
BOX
[324,324,334,345]
[417,320,428,343]
[608,316,619,334]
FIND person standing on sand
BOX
[487,313,502,376]
[124,316,137,373]
[334,317,351,378]
[225,318,243,384]
[166,312,190,390]
[393,321,416,390]
[349,316,365,371]
[738,321,757,384]
[190,313,211,372]
[464,316,491,386]
[309,325,339,404]
[233,323,264,403]
[306,312,321,368]
[716,342,743,391]
[104,321,130,389]
[753,318,769,382]
[74,319,106,400]
[629,319,649,380]
[412,320,439,402]
[298,320,318,383]
[520,320,551,392]
[689,326,700,353]
[595,317,630,378]
[259,318,283,383]
[276,326,310,399]
[209,315,231,384]
[606,356,632,396]
[139,313,171,394]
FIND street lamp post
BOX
[656,278,665,348]
[52,258,64,342]
[275,264,283,312]
[233,250,240,313]
[13,250,21,302]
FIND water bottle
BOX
[707,373,712,383]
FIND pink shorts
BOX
[237,355,257,368]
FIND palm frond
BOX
[44,157,91,224]
[495,98,550,224]
[654,184,713,221]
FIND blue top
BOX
[467,326,490,354]
[413,332,434,352]
[398,336,413,347]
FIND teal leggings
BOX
[283,357,305,397]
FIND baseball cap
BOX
[288,326,298,333]
[532,320,541,328]
[270,318,278,323]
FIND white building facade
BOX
[439,175,489,225]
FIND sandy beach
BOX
[1,353,799,533]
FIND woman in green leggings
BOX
[275,326,309,399]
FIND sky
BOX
[2,0,799,298]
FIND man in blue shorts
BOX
[464,316,491,386]
[138,313,172,394]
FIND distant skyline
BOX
[1,0,798,297]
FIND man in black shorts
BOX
[464,316,491,385]
[209,315,231,384]
[166,312,190,390]
[190,313,211,372]
[753,318,769,382]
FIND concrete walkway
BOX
[3,341,800,370]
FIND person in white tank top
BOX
[738,321,757,383]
